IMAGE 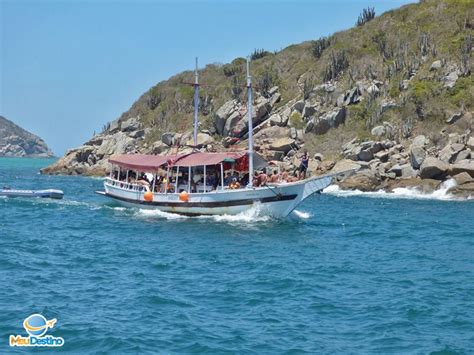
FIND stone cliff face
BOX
[0,116,54,158]
[41,0,473,197]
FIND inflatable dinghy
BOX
[0,188,64,199]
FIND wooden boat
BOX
[97,58,353,217]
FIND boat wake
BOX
[134,203,271,223]
[323,179,465,201]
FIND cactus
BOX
[311,37,331,59]
[323,50,349,82]
[372,31,392,60]
[461,34,472,76]
[303,77,313,100]
[250,49,271,60]
[356,7,375,27]
[145,91,163,110]
[231,76,243,101]
[418,32,431,57]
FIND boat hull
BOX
[0,189,64,199]
[99,173,336,218]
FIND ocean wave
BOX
[323,179,466,201]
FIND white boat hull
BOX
[99,173,341,218]
[0,189,64,199]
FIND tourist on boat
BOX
[229,177,241,189]
[254,171,268,187]
[208,173,218,190]
[299,151,309,180]
[281,170,289,183]
[224,172,232,186]
[269,170,280,183]
[240,173,249,186]
[136,173,150,187]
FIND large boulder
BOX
[453,172,473,185]
[214,100,238,135]
[309,107,346,135]
[447,182,474,198]
[120,117,140,132]
[186,132,214,147]
[409,135,427,169]
[443,71,459,89]
[438,143,465,163]
[302,104,318,118]
[292,100,305,113]
[96,132,134,157]
[455,149,471,162]
[269,113,288,127]
[371,125,386,137]
[161,132,176,146]
[419,157,449,179]
[450,160,474,178]
[223,111,242,136]
[338,171,379,191]
[269,137,295,154]
[330,159,361,174]
[151,141,168,154]
[400,163,418,178]
[467,137,474,150]
[446,112,463,124]
[108,119,120,133]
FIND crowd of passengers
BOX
[112,152,310,193]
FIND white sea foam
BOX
[292,210,312,219]
[210,204,270,223]
[323,179,466,201]
[134,203,270,222]
[135,208,189,220]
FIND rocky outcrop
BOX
[305,107,346,134]
[0,116,53,157]
[40,0,472,182]
[213,90,279,138]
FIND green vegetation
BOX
[289,112,304,129]
[105,0,472,155]
[250,49,272,61]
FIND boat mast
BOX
[246,57,254,188]
[193,57,200,149]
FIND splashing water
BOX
[133,202,270,223]
[292,210,312,219]
[135,208,189,220]
[323,179,461,201]
[211,203,270,223]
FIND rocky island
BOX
[42,0,473,198]
[0,116,54,158]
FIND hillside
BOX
[42,0,473,196]
[0,116,53,157]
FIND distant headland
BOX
[0,116,54,158]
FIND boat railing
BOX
[105,177,150,192]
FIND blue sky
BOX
[1,0,414,155]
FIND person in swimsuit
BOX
[299,151,309,180]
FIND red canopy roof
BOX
[109,151,266,170]
[172,152,247,167]
[109,154,177,171]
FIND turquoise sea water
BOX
[1,157,473,354]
